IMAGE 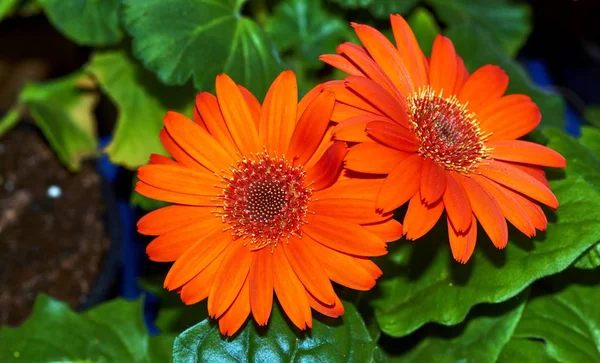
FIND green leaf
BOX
[427,0,531,56]
[87,50,194,169]
[331,0,419,17]
[265,0,352,76]
[497,339,559,363]
[19,72,98,171]
[0,0,19,21]
[173,302,376,362]
[584,106,600,128]
[510,269,600,362]
[372,128,600,337]
[547,127,600,270]
[0,295,172,362]
[123,0,282,98]
[446,23,565,131]
[0,106,22,138]
[38,0,123,46]
[406,7,440,57]
[396,293,527,362]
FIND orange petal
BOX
[218,275,250,336]
[473,175,536,237]
[297,83,324,119]
[159,129,204,171]
[215,74,262,154]
[306,141,347,191]
[333,114,391,143]
[303,126,334,170]
[259,70,298,153]
[458,65,508,113]
[135,181,216,206]
[180,254,224,305]
[346,76,410,127]
[366,121,419,152]
[390,14,428,89]
[304,214,387,256]
[506,187,548,231]
[479,96,541,141]
[284,237,335,305]
[307,290,344,318]
[376,154,423,213]
[319,53,364,76]
[345,143,410,174]
[273,247,312,330]
[488,140,566,168]
[403,195,444,240]
[336,42,402,100]
[149,154,177,166]
[310,198,387,224]
[163,111,235,172]
[192,100,207,129]
[313,178,384,201]
[138,205,214,236]
[510,163,551,188]
[238,85,261,129]
[288,91,335,165]
[249,248,274,326]
[442,171,472,232]
[447,215,477,264]
[163,229,232,290]
[137,164,220,195]
[429,36,458,97]
[459,175,508,249]
[478,160,558,208]
[208,242,254,318]
[332,101,379,123]
[195,92,239,157]
[352,22,414,95]
[306,235,379,291]
[363,219,404,242]
[325,80,386,116]
[146,218,222,262]
[419,158,447,204]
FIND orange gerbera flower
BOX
[320,15,566,263]
[135,71,402,336]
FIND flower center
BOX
[220,153,312,250]
[407,87,490,173]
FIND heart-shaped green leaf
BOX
[0,295,173,362]
[0,0,19,21]
[372,128,600,337]
[38,0,123,45]
[497,338,558,363]
[173,301,376,362]
[394,293,526,362]
[123,0,283,98]
[427,0,531,56]
[87,50,194,169]
[18,72,98,171]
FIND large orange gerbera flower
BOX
[320,15,566,263]
[135,71,402,336]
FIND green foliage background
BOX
[1,0,599,362]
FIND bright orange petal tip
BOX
[135,70,393,336]
[321,14,566,264]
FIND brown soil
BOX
[0,125,110,325]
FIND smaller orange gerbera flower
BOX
[321,15,566,263]
[136,71,402,336]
